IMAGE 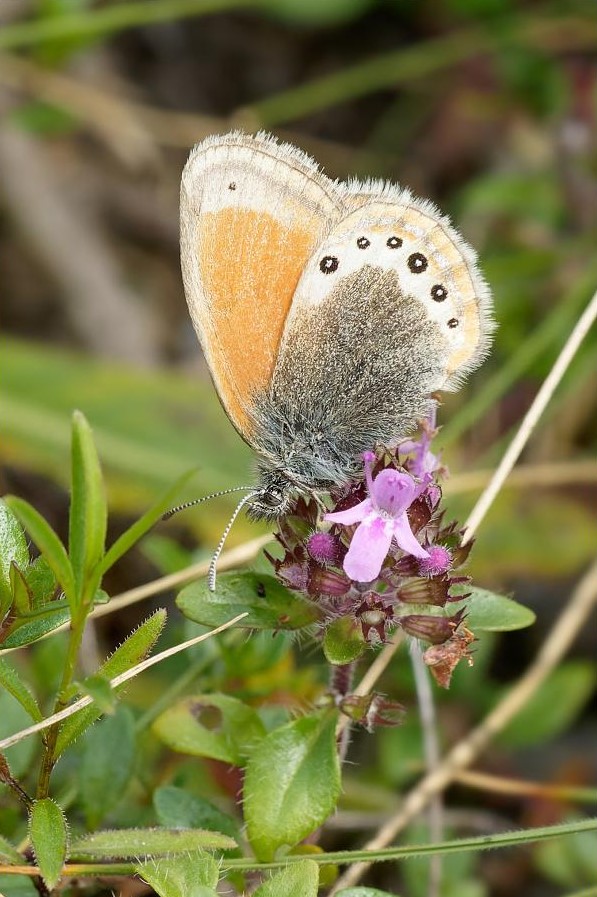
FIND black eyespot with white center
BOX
[408,252,428,273]
[320,256,339,274]
[387,236,403,249]
[431,284,447,302]
[357,236,370,249]
[447,318,459,328]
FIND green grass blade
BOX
[69,411,107,599]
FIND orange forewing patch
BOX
[199,207,317,438]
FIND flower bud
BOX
[340,693,405,730]
[399,613,456,644]
[306,531,341,565]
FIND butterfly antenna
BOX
[208,491,257,592]
[162,486,254,521]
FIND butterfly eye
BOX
[431,284,447,302]
[447,318,459,328]
[320,256,339,274]
[357,237,370,249]
[386,236,403,249]
[408,252,428,273]
[264,488,282,505]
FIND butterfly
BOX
[180,131,493,522]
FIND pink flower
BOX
[399,408,441,479]
[324,452,430,583]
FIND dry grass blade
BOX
[462,288,597,543]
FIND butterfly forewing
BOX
[180,132,344,442]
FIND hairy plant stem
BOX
[1,817,595,881]
[36,586,94,799]
[0,756,32,810]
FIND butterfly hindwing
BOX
[261,189,493,479]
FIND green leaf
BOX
[323,616,366,664]
[99,469,196,575]
[153,786,241,848]
[0,603,72,650]
[29,798,69,890]
[136,852,219,897]
[244,711,341,861]
[69,410,107,598]
[80,707,136,828]
[253,859,319,897]
[78,673,117,714]
[70,828,236,859]
[0,658,42,721]
[25,556,58,608]
[4,496,75,607]
[452,587,536,631]
[0,873,37,897]
[177,572,321,631]
[153,694,266,765]
[0,834,24,865]
[499,661,597,748]
[0,498,29,615]
[9,562,32,614]
[55,608,166,754]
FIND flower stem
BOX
[410,640,443,897]
[36,597,92,798]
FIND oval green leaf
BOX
[78,673,117,715]
[0,499,29,614]
[29,798,69,890]
[253,859,319,896]
[244,711,341,861]
[177,572,320,631]
[453,587,536,632]
[153,786,241,849]
[153,694,266,765]
[323,616,366,664]
[70,827,236,859]
[4,496,75,608]
[136,852,219,897]
[1,604,72,650]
